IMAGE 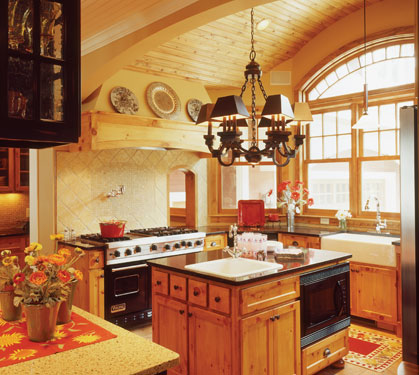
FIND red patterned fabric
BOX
[0,311,117,368]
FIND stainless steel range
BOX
[80,227,205,328]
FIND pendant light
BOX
[198,8,310,167]
[352,0,379,130]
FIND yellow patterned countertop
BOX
[0,306,179,375]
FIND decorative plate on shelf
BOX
[186,99,203,122]
[110,86,139,115]
[146,82,181,120]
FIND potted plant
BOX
[13,242,85,342]
[0,250,22,321]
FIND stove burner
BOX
[80,234,131,243]
[129,227,198,237]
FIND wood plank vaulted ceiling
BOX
[81,0,383,90]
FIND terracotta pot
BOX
[24,302,61,342]
[57,281,78,324]
[0,290,22,321]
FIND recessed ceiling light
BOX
[256,18,270,31]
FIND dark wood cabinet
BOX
[0,0,80,148]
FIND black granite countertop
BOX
[392,240,400,246]
[197,225,342,237]
[147,248,351,285]
[58,240,106,251]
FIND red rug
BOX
[344,327,402,372]
[0,311,117,368]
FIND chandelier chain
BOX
[251,77,257,146]
[250,8,256,61]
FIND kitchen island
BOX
[1,306,179,375]
[148,248,351,375]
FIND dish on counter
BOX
[146,82,181,120]
[110,86,139,115]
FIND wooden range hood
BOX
[62,111,210,153]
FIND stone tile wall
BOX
[56,149,208,235]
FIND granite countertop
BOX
[147,248,351,285]
[58,240,106,251]
[2,306,179,375]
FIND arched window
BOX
[300,36,414,219]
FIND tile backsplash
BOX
[57,149,208,235]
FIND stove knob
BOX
[181,241,186,247]
[195,240,203,246]
[113,250,121,258]
[187,241,193,247]
[174,243,181,249]
[134,245,142,253]
[164,244,171,251]
[150,244,158,251]
[125,248,132,256]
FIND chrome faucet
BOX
[223,223,243,258]
[364,195,387,233]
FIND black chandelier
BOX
[197,8,312,167]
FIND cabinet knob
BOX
[214,296,221,303]
[95,257,100,263]
[156,280,162,286]
[211,242,217,247]
[179,310,185,315]
[292,241,299,246]
[275,315,280,320]
[193,288,200,297]
[270,316,276,321]
[188,312,193,317]
[173,285,179,290]
[100,274,104,278]
[323,348,331,357]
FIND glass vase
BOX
[0,290,22,321]
[287,210,295,231]
[339,219,347,231]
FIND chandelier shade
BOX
[196,103,215,125]
[292,102,313,123]
[261,95,294,120]
[210,95,250,121]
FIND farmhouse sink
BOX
[321,233,399,267]
[184,257,283,281]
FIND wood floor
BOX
[129,321,402,375]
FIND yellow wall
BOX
[83,69,211,122]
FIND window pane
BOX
[324,136,336,159]
[308,162,350,210]
[310,138,322,160]
[316,79,328,94]
[363,131,379,156]
[310,114,322,137]
[347,57,360,72]
[325,71,338,86]
[386,45,400,58]
[401,43,414,57]
[372,48,386,62]
[379,104,395,129]
[336,64,349,78]
[361,160,400,213]
[323,112,336,135]
[380,130,396,156]
[221,165,277,209]
[338,135,351,158]
[337,110,351,134]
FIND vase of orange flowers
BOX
[277,180,314,231]
[0,250,22,321]
[13,241,85,341]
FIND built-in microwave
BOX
[300,262,351,348]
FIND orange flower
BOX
[73,270,83,281]
[57,270,71,283]
[58,248,71,258]
[291,191,300,201]
[29,271,47,285]
[48,254,66,266]
[307,198,314,206]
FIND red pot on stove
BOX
[99,220,126,238]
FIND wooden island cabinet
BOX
[149,249,351,375]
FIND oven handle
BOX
[111,264,148,272]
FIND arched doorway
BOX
[168,168,196,228]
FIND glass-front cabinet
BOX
[1,0,80,148]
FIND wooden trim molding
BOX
[68,111,210,153]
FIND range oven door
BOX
[105,261,151,322]
[300,263,350,347]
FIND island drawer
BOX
[170,274,187,301]
[88,251,104,269]
[188,279,207,307]
[301,328,349,375]
[204,234,227,251]
[209,284,230,314]
[152,269,169,295]
[240,275,299,315]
